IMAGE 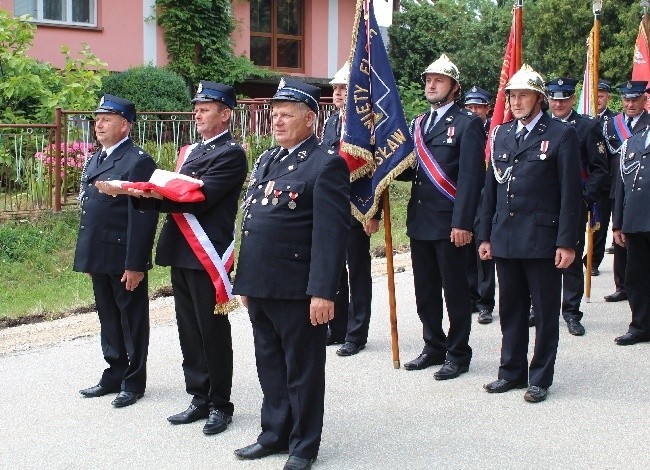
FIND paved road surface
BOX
[1,253,649,469]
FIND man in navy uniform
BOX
[233,78,350,470]
[479,65,582,403]
[321,62,380,356]
[602,81,650,303]
[74,94,158,408]
[546,77,608,336]
[612,112,650,346]
[110,81,248,434]
[400,54,486,379]
[463,86,496,325]
[591,79,617,267]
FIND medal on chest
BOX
[539,141,549,160]
[446,127,455,144]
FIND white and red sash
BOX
[171,144,235,305]
[414,114,457,201]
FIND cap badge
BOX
[197,82,203,93]
[557,79,564,86]
[627,82,632,89]
[471,86,477,92]
[278,78,286,90]
[99,96,105,106]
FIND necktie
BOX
[335,115,342,138]
[267,148,289,174]
[516,127,528,147]
[425,111,438,134]
[626,116,633,130]
[97,150,107,165]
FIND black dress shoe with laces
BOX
[567,319,585,336]
[284,455,316,470]
[234,443,287,460]
[604,291,627,302]
[524,385,548,403]
[336,342,365,356]
[614,332,650,346]
[167,404,210,424]
[79,384,120,398]
[111,391,144,408]
[484,378,527,393]
[477,309,493,324]
[591,267,600,276]
[203,409,232,435]
[403,353,445,371]
[434,361,469,380]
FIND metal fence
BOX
[0,100,336,214]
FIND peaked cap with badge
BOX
[618,80,648,98]
[95,93,137,123]
[464,86,493,106]
[271,77,321,113]
[598,79,612,93]
[192,80,237,109]
[546,77,578,100]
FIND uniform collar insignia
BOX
[445,116,454,123]
[298,150,307,159]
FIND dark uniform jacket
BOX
[598,108,617,193]
[561,109,609,203]
[233,135,351,301]
[73,138,158,274]
[134,132,248,270]
[613,127,650,233]
[402,103,486,240]
[478,114,582,258]
[603,111,650,198]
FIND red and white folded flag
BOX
[122,169,205,202]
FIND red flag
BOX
[632,17,650,111]
[485,2,522,160]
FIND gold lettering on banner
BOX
[374,129,407,166]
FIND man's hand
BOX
[240,296,249,308]
[555,247,575,269]
[479,241,492,260]
[613,229,626,247]
[450,228,473,247]
[121,270,145,291]
[309,297,334,326]
[364,219,380,236]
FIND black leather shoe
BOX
[434,361,469,380]
[284,455,316,470]
[567,319,585,336]
[605,245,615,254]
[326,335,344,346]
[79,384,120,398]
[403,353,445,371]
[111,391,144,408]
[484,378,527,393]
[524,385,548,403]
[234,443,286,460]
[477,309,493,324]
[591,267,600,276]
[615,332,650,346]
[167,404,210,424]
[336,342,365,356]
[604,291,627,302]
[203,409,232,435]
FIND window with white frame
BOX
[14,0,97,26]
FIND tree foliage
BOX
[155,0,271,87]
[101,66,191,112]
[0,11,107,123]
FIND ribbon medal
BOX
[272,189,281,205]
[539,141,549,160]
[288,191,298,209]
[261,180,274,205]
[446,127,455,144]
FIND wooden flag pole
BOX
[382,189,400,369]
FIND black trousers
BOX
[410,238,472,365]
[466,237,496,313]
[247,297,327,460]
[495,257,562,388]
[91,272,149,393]
[330,220,373,345]
[613,240,628,293]
[624,232,650,337]
[171,267,233,415]
[562,204,587,322]
[590,191,612,269]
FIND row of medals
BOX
[261,180,297,209]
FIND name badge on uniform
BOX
[446,127,455,144]
[539,141,549,160]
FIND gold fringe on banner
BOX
[214,298,239,315]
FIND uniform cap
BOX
[95,94,136,123]
[598,79,611,92]
[421,54,460,83]
[618,80,648,98]
[271,77,321,113]
[546,77,578,100]
[192,81,237,109]
[464,86,493,105]
[505,64,546,95]
[330,62,350,86]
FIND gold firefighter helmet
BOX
[505,64,546,96]
[421,54,460,83]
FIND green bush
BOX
[101,66,191,113]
